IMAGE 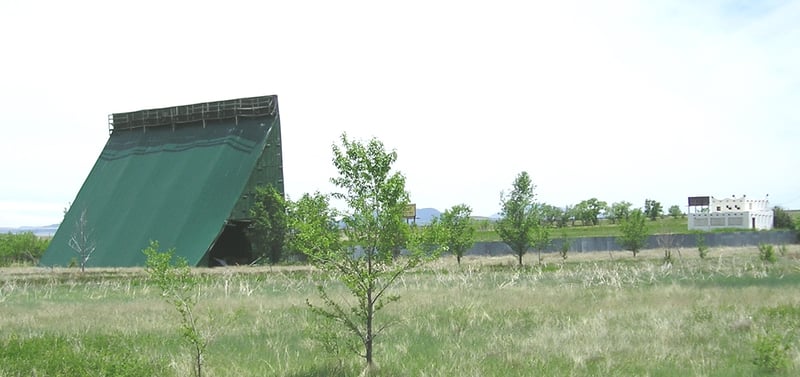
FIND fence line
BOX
[466,230,798,256]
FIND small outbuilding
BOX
[40,95,284,267]
[687,195,773,231]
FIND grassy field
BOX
[2,246,800,376]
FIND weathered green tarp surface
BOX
[41,96,282,267]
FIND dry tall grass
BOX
[1,245,799,376]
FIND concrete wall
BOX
[464,230,797,256]
[689,211,773,231]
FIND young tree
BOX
[644,199,663,221]
[773,206,796,230]
[559,232,570,260]
[496,171,540,266]
[573,201,589,226]
[539,204,563,227]
[68,208,95,272]
[560,205,576,227]
[288,134,442,368]
[285,191,342,262]
[608,201,632,224]
[248,185,287,264]
[430,204,474,265]
[143,241,208,377]
[532,224,551,265]
[618,208,648,257]
[668,205,683,219]
[575,198,607,226]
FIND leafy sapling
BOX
[143,241,210,377]
[618,209,648,257]
[288,134,443,368]
[496,171,541,266]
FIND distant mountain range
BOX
[0,224,60,237]
[412,208,501,224]
[414,207,441,224]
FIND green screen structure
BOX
[40,95,284,267]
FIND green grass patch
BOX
[2,247,799,376]
[0,332,171,376]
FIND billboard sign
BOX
[688,196,710,206]
[403,204,417,219]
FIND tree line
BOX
[0,231,50,266]
[531,197,684,229]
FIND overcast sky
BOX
[1,0,799,227]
